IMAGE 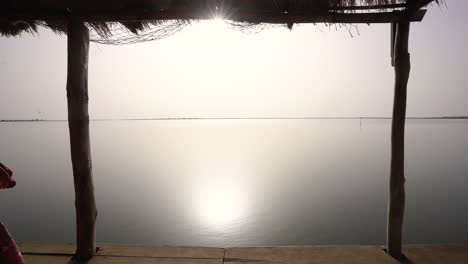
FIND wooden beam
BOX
[413,0,436,10]
[390,23,396,66]
[387,20,410,260]
[3,0,436,13]
[66,17,97,262]
[0,9,427,24]
[330,3,407,11]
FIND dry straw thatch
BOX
[1,0,439,44]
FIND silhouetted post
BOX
[387,20,410,260]
[66,18,97,261]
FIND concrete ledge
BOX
[18,242,224,258]
[18,243,468,264]
[96,244,224,259]
[225,245,399,264]
[403,245,468,264]
[18,242,76,255]
[23,255,223,264]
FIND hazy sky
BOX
[0,1,466,120]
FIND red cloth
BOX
[0,222,24,264]
[0,164,16,189]
[0,163,25,264]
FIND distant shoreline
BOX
[1,116,468,122]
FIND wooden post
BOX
[387,20,410,260]
[66,18,97,261]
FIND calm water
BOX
[0,119,467,246]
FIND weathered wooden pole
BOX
[387,20,410,260]
[66,18,97,261]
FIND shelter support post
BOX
[387,20,410,260]
[66,18,97,261]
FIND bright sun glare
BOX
[198,187,244,225]
[199,18,227,35]
[194,169,246,227]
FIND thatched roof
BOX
[0,0,438,41]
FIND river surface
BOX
[0,119,467,246]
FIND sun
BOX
[202,17,227,33]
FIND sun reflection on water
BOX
[193,168,248,229]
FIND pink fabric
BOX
[0,162,25,264]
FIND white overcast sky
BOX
[0,1,467,120]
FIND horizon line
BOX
[1,116,468,122]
